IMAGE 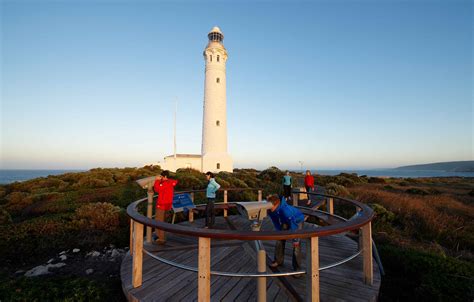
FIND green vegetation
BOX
[0,166,473,301]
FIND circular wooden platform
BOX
[121,215,381,301]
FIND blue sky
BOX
[1,0,472,170]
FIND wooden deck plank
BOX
[121,216,381,302]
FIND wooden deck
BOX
[121,213,381,302]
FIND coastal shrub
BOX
[350,186,474,253]
[469,189,474,197]
[405,188,429,196]
[257,167,284,182]
[0,207,12,224]
[378,244,474,302]
[75,202,121,231]
[5,192,31,213]
[333,176,355,187]
[0,276,124,302]
[368,177,386,184]
[370,203,395,225]
[325,183,350,197]
[76,187,119,204]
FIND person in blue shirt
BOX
[267,194,305,272]
[205,171,221,228]
[282,171,292,199]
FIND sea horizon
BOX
[1,167,473,185]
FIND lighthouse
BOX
[201,26,233,172]
[159,27,233,173]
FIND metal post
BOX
[306,237,320,302]
[146,187,154,243]
[361,222,373,285]
[258,190,262,201]
[257,249,266,302]
[223,190,228,218]
[132,221,144,288]
[198,237,211,301]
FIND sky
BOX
[1,0,472,170]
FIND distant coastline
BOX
[1,167,473,185]
[395,160,474,172]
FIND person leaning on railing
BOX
[153,170,178,244]
[267,194,305,275]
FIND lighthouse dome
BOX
[208,26,224,42]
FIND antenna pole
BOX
[174,98,177,160]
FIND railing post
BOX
[328,197,334,215]
[223,190,228,218]
[146,187,154,243]
[198,237,211,301]
[258,190,262,201]
[257,249,266,302]
[189,193,194,222]
[293,192,299,207]
[306,236,320,302]
[361,222,373,285]
[132,221,144,288]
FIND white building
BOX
[160,27,233,173]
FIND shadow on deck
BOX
[121,215,381,301]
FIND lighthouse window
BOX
[216,78,220,83]
[217,163,221,169]
[217,55,220,62]
[210,55,212,62]
[216,120,220,126]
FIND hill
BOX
[396,161,474,172]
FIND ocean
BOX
[0,170,83,185]
[0,169,473,185]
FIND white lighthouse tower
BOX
[201,26,233,173]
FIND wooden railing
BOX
[127,188,375,302]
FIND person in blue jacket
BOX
[205,171,221,228]
[267,194,305,272]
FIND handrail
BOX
[126,189,374,240]
[127,187,376,298]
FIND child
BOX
[267,194,304,271]
[205,171,220,228]
[153,170,178,244]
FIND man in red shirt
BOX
[304,170,315,206]
[153,170,178,244]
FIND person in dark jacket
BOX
[205,171,221,228]
[153,170,178,244]
[267,194,305,271]
[282,171,292,199]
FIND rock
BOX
[48,262,66,269]
[47,258,54,264]
[15,270,25,275]
[85,269,94,275]
[59,251,67,255]
[73,248,80,253]
[25,265,50,277]
[88,251,101,257]
[59,255,67,261]
[110,249,120,258]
